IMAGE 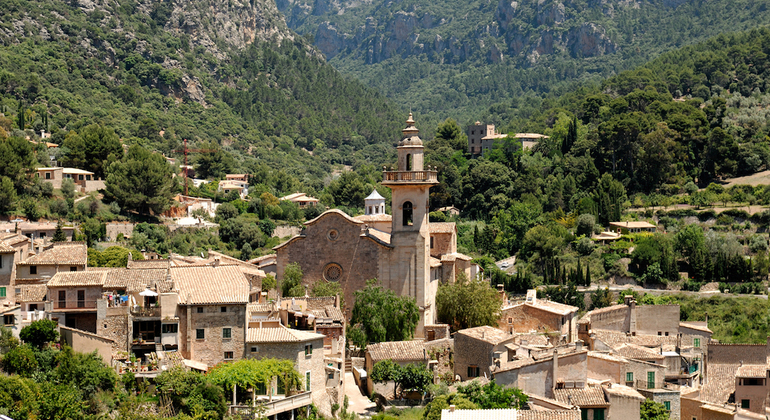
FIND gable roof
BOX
[458,326,513,345]
[0,241,15,253]
[48,271,107,287]
[614,343,664,361]
[17,242,87,266]
[104,268,169,292]
[736,364,767,378]
[679,322,713,334]
[554,387,608,407]
[128,259,170,269]
[171,265,249,304]
[246,325,325,343]
[368,340,425,362]
[526,300,578,316]
[18,284,47,302]
[429,222,456,234]
[700,363,739,405]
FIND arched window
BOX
[406,154,412,171]
[403,201,413,226]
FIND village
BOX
[0,115,766,420]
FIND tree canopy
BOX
[105,144,177,215]
[347,279,420,348]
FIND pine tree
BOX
[585,264,592,287]
[52,221,66,242]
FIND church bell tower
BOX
[382,113,439,337]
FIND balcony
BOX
[382,170,438,184]
[54,300,98,310]
[131,306,161,317]
[229,391,313,417]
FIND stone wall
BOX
[275,212,384,322]
[429,232,454,258]
[588,305,629,332]
[680,394,702,420]
[424,324,449,341]
[638,389,680,420]
[495,351,587,399]
[106,223,137,241]
[634,305,679,336]
[454,334,494,381]
[97,309,130,353]
[708,344,767,365]
[587,355,625,384]
[179,304,246,367]
[626,359,667,389]
[500,304,574,342]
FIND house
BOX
[245,324,333,414]
[0,221,75,242]
[494,346,588,399]
[46,270,107,333]
[578,296,680,342]
[467,122,496,155]
[454,325,516,381]
[280,192,320,208]
[36,167,104,192]
[171,264,250,368]
[436,206,460,217]
[608,221,656,234]
[365,340,426,397]
[218,179,249,198]
[0,240,17,305]
[15,241,87,283]
[514,133,550,151]
[226,174,249,183]
[16,284,47,326]
[498,290,579,342]
[553,387,609,420]
[0,305,21,337]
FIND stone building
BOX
[578,297,680,343]
[499,291,579,342]
[467,122,496,155]
[454,325,516,381]
[15,241,87,284]
[275,114,475,337]
[365,340,427,396]
[172,264,250,367]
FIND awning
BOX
[139,289,158,297]
[183,359,208,372]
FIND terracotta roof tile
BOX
[700,363,739,404]
[679,322,713,334]
[429,222,456,234]
[736,364,767,378]
[554,387,608,407]
[104,268,169,292]
[458,326,513,345]
[592,329,677,349]
[614,344,664,361]
[515,333,551,347]
[18,242,87,265]
[18,284,47,302]
[354,214,392,223]
[128,259,170,269]
[440,253,473,262]
[368,340,425,362]
[48,271,107,287]
[529,300,578,316]
[171,265,249,305]
[324,305,344,322]
[517,410,581,420]
[587,351,627,364]
[364,228,391,245]
[246,326,325,343]
[0,241,14,253]
[602,384,644,400]
[305,296,336,310]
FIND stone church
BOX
[275,114,477,337]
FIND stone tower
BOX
[381,113,439,337]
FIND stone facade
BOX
[246,336,330,416]
[499,302,577,343]
[179,303,247,367]
[495,351,588,399]
[638,389,681,420]
[424,324,450,341]
[97,307,131,353]
[454,327,516,381]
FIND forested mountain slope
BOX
[277,0,770,130]
[0,0,403,187]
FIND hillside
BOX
[276,0,770,131]
[0,0,404,188]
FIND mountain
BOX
[276,0,770,129]
[0,0,404,190]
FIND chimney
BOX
[213,257,220,267]
[575,340,583,351]
[552,349,559,393]
[449,405,456,413]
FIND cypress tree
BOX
[52,221,67,242]
[585,264,592,287]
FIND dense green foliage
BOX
[347,279,420,348]
[370,360,433,398]
[19,319,59,348]
[435,274,501,332]
[641,399,670,420]
[455,381,528,409]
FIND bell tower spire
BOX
[381,113,439,338]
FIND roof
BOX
[18,242,87,266]
[614,343,664,361]
[578,304,627,324]
[354,214,392,223]
[458,326,513,345]
[698,363,739,404]
[602,384,644,400]
[516,333,551,347]
[587,351,627,364]
[48,271,107,287]
[61,168,94,175]
[430,257,442,268]
[0,241,14,253]
[609,221,656,229]
[679,322,713,334]
[368,340,425,362]
[440,253,473,262]
[246,325,325,343]
[591,329,677,348]
[553,387,608,407]
[430,222,456,234]
[104,268,169,292]
[128,259,170,269]
[280,192,319,202]
[171,265,249,305]
[592,231,621,241]
[365,190,385,200]
[18,284,47,302]
[529,300,578,316]
[513,133,550,139]
[735,364,767,378]
[364,228,391,245]
[441,408,518,420]
[517,411,580,420]
[304,209,362,227]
